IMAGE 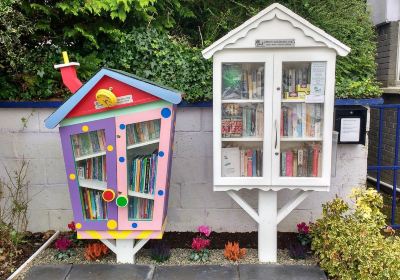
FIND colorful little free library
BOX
[45,53,181,263]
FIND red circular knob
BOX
[102,189,115,202]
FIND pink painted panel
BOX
[116,106,173,230]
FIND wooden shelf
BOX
[222,137,263,142]
[281,99,305,103]
[127,139,160,150]
[128,190,155,200]
[75,151,106,161]
[79,178,107,191]
[280,137,322,142]
[222,99,264,103]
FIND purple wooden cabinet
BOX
[59,118,117,231]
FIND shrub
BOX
[224,241,246,261]
[189,225,211,262]
[311,188,400,279]
[150,241,171,263]
[84,242,109,261]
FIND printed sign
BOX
[340,118,360,142]
[95,94,133,109]
[255,39,295,48]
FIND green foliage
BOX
[0,0,381,101]
[189,249,210,262]
[311,188,400,280]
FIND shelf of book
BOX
[80,187,108,220]
[128,197,154,221]
[127,139,159,150]
[280,137,322,142]
[280,143,321,178]
[78,178,107,191]
[222,137,263,142]
[222,99,264,103]
[74,151,106,161]
[128,190,155,200]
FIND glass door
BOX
[272,54,330,186]
[221,63,265,178]
[60,118,117,231]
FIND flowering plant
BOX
[68,221,76,231]
[55,236,72,251]
[189,225,211,262]
[297,222,312,246]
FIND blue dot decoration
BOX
[119,157,125,163]
[119,124,126,130]
[158,151,164,157]
[161,108,171,118]
[132,223,138,228]
[158,190,164,196]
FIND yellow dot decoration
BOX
[107,145,114,152]
[82,125,89,132]
[69,173,76,180]
[107,219,117,230]
[75,222,82,229]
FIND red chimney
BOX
[54,52,82,93]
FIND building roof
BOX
[202,3,351,59]
[45,68,182,129]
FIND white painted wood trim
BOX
[7,231,61,280]
[277,190,312,224]
[227,190,260,223]
[54,62,80,69]
[100,239,117,254]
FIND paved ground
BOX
[25,264,327,280]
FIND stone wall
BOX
[0,107,368,233]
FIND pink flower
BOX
[297,222,310,234]
[197,225,211,237]
[191,237,210,251]
[55,236,72,251]
[68,221,76,231]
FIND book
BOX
[280,144,320,177]
[222,103,263,138]
[77,155,106,181]
[80,188,108,220]
[222,147,240,177]
[128,197,154,220]
[127,119,160,146]
[281,104,322,138]
[131,151,158,194]
[72,130,106,157]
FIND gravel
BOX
[16,247,317,279]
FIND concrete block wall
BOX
[0,107,368,233]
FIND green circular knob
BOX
[116,195,128,207]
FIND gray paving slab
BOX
[66,264,154,280]
[25,264,72,280]
[239,264,327,280]
[154,265,239,280]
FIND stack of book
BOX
[130,151,158,195]
[222,64,264,100]
[282,65,310,99]
[281,104,322,138]
[80,188,108,220]
[72,130,106,157]
[77,155,106,181]
[280,144,321,177]
[222,104,263,138]
[129,197,154,220]
[127,120,160,145]
[222,147,263,177]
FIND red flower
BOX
[68,221,76,231]
[191,237,210,251]
[297,222,310,235]
[55,236,72,251]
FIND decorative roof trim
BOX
[44,68,182,129]
[202,3,350,59]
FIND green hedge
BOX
[0,0,381,102]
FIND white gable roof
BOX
[202,3,350,59]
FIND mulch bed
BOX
[146,231,298,250]
[0,230,54,280]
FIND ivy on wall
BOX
[0,0,381,102]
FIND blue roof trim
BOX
[0,101,63,108]
[44,68,182,129]
[334,98,384,106]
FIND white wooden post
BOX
[258,190,277,262]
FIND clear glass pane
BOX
[222,103,264,138]
[71,129,108,221]
[280,61,326,178]
[222,63,264,100]
[222,142,263,177]
[126,119,160,221]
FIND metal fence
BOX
[368,104,400,229]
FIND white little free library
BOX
[202,3,350,262]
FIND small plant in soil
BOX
[288,240,307,259]
[296,222,312,246]
[189,225,211,262]
[84,242,109,261]
[151,241,171,262]
[54,235,75,260]
[224,241,246,261]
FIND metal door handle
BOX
[274,120,278,149]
